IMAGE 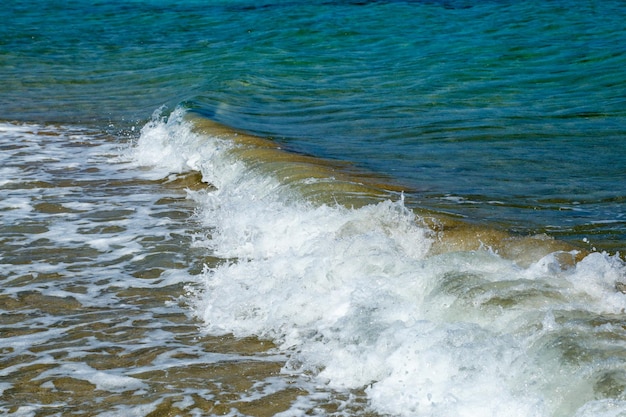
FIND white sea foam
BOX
[129,108,626,417]
[34,362,147,392]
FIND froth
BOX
[1,122,245,415]
[131,110,626,417]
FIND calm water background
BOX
[2,1,626,416]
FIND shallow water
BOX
[0,123,337,416]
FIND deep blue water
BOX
[2,0,625,250]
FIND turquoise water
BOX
[2,1,626,416]
[3,0,625,249]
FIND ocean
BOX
[1,1,626,416]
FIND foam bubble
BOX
[0,197,33,212]
[572,400,626,417]
[565,252,626,313]
[130,107,227,181]
[35,362,147,392]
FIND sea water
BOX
[2,1,626,416]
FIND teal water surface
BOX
[2,0,625,248]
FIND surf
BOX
[138,107,593,267]
[131,106,626,417]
